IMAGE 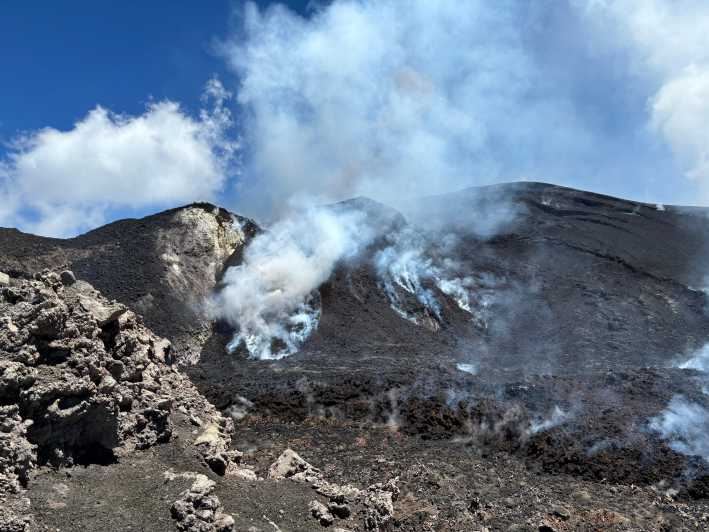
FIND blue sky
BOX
[2,1,709,236]
[0,1,310,138]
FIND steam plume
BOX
[528,406,572,436]
[222,0,648,218]
[650,343,709,461]
[209,206,374,359]
[679,344,709,372]
[650,396,709,462]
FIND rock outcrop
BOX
[152,205,256,363]
[268,448,399,530]
[308,499,335,526]
[0,204,259,365]
[0,270,237,526]
[170,474,234,532]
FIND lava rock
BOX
[328,501,351,519]
[59,270,76,286]
[0,271,238,526]
[268,449,321,481]
[170,474,234,532]
[309,500,334,526]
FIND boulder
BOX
[77,294,126,326]
[59,270,76,286]
[363,478,399,531]
[308,500,334,527]
[268,449,320,481]
[170,474,234,532]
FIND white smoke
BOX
[226,396,255,422]
[586,439,621,457]
[649,343,709,460]
[650,395,709,462]
[222,0,636,218]
[528,405,572,435]
[384,389,402,432]
[211,200,500,359]
[375,242,442,325]
[437,277,475,314]
[209,206,374,359]
[456,363,478,376]
[679,344,709,372]
[374,226,499,332]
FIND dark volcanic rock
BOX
[170,473,234,532]
[186,183,709,496]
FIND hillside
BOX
[3,182,709,530]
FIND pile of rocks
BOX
[268,448,399,530]
[0,270,238,529]
[169,473,234,532]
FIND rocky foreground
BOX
[3,270,709,531]
[0,272,406,531]
[0,271,238,530]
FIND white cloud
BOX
[0,78,237,237]
[579,0,709,200]
[651,67,709,185]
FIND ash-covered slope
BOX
[403,182,709,373]
[4,183,709,529]
[414,182,709,287]
[194,182,709,400]
[189,182,709,499]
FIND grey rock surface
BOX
[308,499,334,526]
[0,271,236,527]
[170,474,234,532]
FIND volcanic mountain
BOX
[3,182,709,530]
